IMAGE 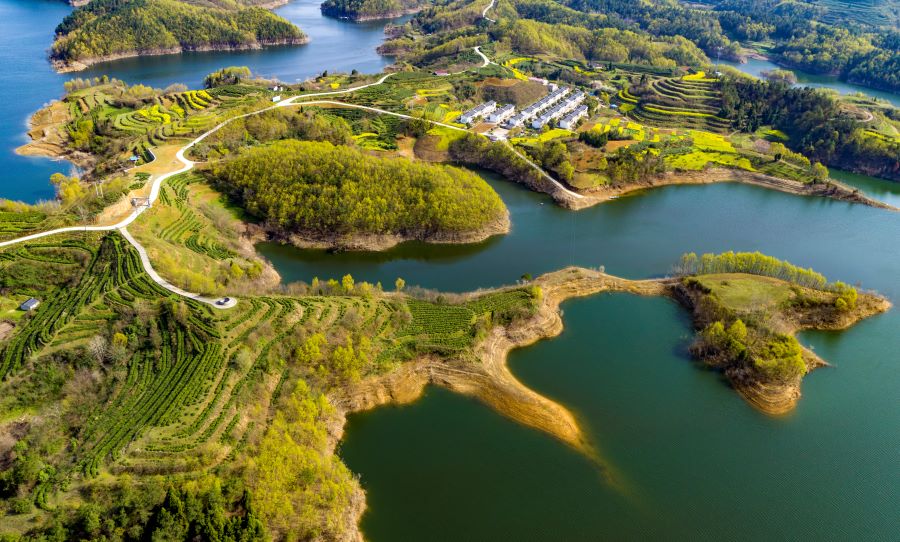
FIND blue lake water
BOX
[0,0,406,203]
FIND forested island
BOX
[210,140,510,249]
[321,0,425,21]
[51,0,307,72]
[672,252,890,413]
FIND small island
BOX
[209,139,510,250]
[672,252,891,414]
[320,0,425,21]
[51,0,308,72]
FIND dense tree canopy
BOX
[210,140,507,238]
[52,0,306,63]
[719,78,900,180]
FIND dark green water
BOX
[330,179,900,541]
[342,292,899,540]
[259,174,900,295]
[831,169,900,209]
[3,1,899,538]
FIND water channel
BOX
[1,2,898,539]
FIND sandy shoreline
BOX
[263,209,511,252]
[325,267,890,539]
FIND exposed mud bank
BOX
[264,209,511,251]
[52,38,310,74]
[572,168,897,211]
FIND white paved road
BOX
[0,74,396,309]
[1,69,582,307]
[482,0,496,22]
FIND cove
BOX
[342,292,900,540]
[260,173,900,296]
[330,178,900,540]
[830,168,900,209]
[0,0,407,203]
[719,57,900,107]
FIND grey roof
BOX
[19,297,40,310]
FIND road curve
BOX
[482,0,496,22]
[474,46,491,67]
[1,71,581,307]
[282,100,469,132]
[0,74,397,309]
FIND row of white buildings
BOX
[459,101,497,124]
[486,104,516,124]
[531,90,586,129]
[559,104,589,130]
[503,86,571,129]
[456,87,590,130]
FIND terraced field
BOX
[622,74,731,133]
[65,84,269,163]
[155,173,236,261]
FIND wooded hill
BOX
[52,0,307,66]
[209,140,507,240]
[321,0,425,20]
[386,0,900,92]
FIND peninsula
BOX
[1,0,898,536]
[209,139,510,250]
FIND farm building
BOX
[459,101,497,124]
[486,104,516,124]
[559,104,589,129]
[19,298,39,311]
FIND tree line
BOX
[674,251,833,290]
[209,139,507,238]
[719,78,900,181]
[52,0,306,63]
[320,0,422,19]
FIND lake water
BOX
[2,2,899,539]
[720,57,900,107]
[0,0,406,203]
[338,178,900,541]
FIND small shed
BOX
[19,298,40,311]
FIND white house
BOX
[486,104,516,124]
[459,101,497,124]
[559,105,589,129]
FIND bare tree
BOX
[87,335,108,364]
